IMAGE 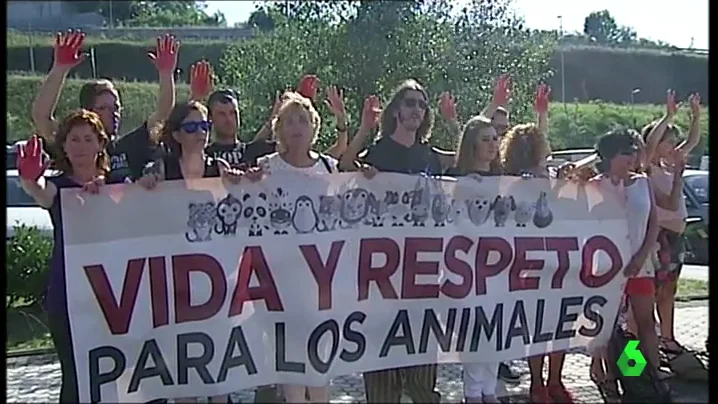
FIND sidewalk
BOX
[7,302,709,403]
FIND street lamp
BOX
[557,15,566,111]
[630,88,641,128]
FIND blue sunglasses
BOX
[180,120,212,134]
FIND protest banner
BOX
[61,172,631,402]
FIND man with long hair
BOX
[339,79,455,402]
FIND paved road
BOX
[7,303,709,403]
[681,264,709,282]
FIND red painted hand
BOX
[148,34,180,74]
[17,135,49,182]
[53,30,87,70]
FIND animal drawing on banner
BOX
[447,199,465,224]
[533,191,554,228]
[242,193,270,237]
[316,195,341,232]
[268,187,293,235]
[466,196,493,227]
[492,195,516,227]
[292,195,318,234]
[514,200,535,227]
[409,177,431,227]
[430,193,453,227]
[385,191,408,227]
[185,202,217,242]
[339,188,371,229]
[215,193,242,235]
[366,193,389,227]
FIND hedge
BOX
[6,225,53,309]
[7,74,709,158]
[6,40,708,106]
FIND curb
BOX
[6,295,709,359]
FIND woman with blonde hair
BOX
[256,91,338,177]
[17,110,115,403]
[446,114,501,403]
[252,91,336,402]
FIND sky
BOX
[205,0,709,49]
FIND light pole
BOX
[557,15,566,111]
[630,88,641,128]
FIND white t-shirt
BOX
[599,174,655,278]
[649,163,688,223]
[257,152,337,176]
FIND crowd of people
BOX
[16,30,702,404]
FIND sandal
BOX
[660,337,687,355]
[595,379,621,404]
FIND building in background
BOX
[8,1,104,31]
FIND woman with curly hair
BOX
[499,122,576,403]
[17,110,115,403]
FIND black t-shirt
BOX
[360,136,443,175]
[108,122,159,182]
[162,155,221,181]
[206,140,276,169]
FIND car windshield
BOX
[7,176,37,207]
[685,174,708,204]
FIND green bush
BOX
[6,39,708,106]
[6,75,709,156]
[6,225,53,309]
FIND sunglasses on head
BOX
[402,98,428,110]
[180,120,212,134]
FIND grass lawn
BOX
[5,278,709,354]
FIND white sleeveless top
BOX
[600,174,655,278]
[649,163,687,223]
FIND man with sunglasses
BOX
[339,79,457,403]
[31,31,179,182]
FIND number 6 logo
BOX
[617,340,647,377]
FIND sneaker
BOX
[498,362,521,384]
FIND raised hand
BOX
[439,92,457,121]
[361,95,382,130]
[297,74,320,101]
[666,89,677,118]
[148,34,180,75]
[493,73,511,106]
[534,84,551,114]
[53,30,87,71]
[17,135,49,182]
[324,85,346,119]
[189,60,213,101]
[688,93,701,119]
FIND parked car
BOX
[681,169,709,265]
[547,148,596,168]
[6,169,54,239]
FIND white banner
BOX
[62,172,630,402]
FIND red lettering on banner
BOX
[173,254,227,323]
[546,237,580,289]
[84,258,146,335]
[401,237,442,299]
[301,241,345,311]
[580,235,623,288]
[474,237,512,295]
[148,257,169,328]
[441,236,474,299]
[509,237,545,291]
[228,246,284,316]
[357,238,400,301]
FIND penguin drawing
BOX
[533,191,554,228]
[292,195,318,234]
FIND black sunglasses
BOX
[180,120,212,134]
[402,98,428,110]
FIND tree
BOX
[247,9,275,31]
[220,0,556,150]
[63,0,226,27]
[583,10,636,45]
